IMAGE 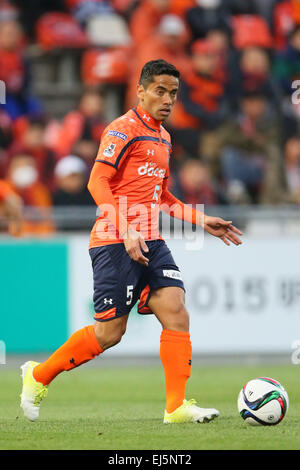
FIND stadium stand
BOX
[0,0,300,234]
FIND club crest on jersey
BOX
[103,143,116,158]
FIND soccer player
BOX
[20,60,243,424]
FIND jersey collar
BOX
[133,105,162,132]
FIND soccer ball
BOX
[237,377,289,426]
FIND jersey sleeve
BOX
[95,120,133,170]
[87,162,129,237]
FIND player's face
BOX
[137,74,179,121]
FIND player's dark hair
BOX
[139,59,180,88]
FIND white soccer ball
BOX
[237,377,289,426]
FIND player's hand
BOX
[203,216,243,246]
[123,227,149,266]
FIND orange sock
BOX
[33,325,103,386]
[160,329,192,414]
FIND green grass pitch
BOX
[0,363,299,450]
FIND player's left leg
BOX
[148,286,219,424]
[20,315,129,421]
[20,241,143,421]
[33,314,129,386]
[20,324,103,421]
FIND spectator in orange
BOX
[53,89,107,158]
[126,14,191,108]
[169,38,230,156]
[129,0,170,46]
[5,154,54,235]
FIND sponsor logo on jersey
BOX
[103,143,116,157]
[107,130,128,141]
[162,269,182,280]
[138,162,166,178]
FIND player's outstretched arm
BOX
[160,181,243,246]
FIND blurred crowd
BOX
[1,0,300,235]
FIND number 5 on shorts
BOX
[126,285,133,305]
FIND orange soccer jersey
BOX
[88,105,202,248]
[88,105,172,248]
